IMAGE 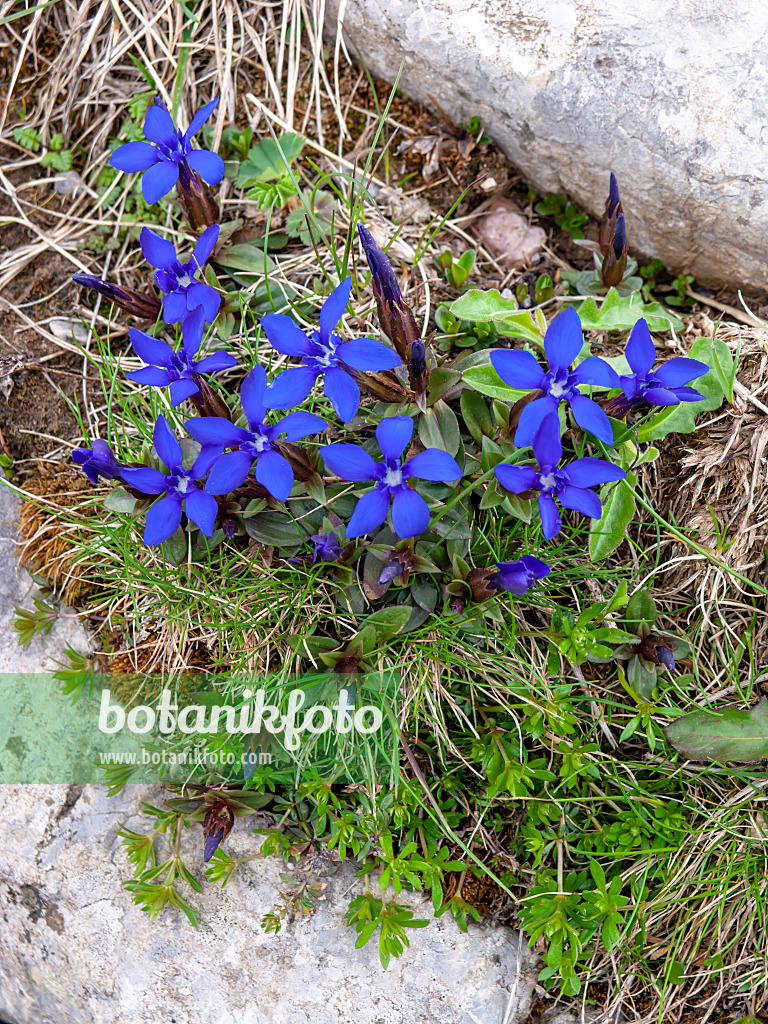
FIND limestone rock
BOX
[326,0,768,289]
[0,784,538,1024]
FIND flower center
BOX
[177,273,192,288]
[172,475,192,495]
[539,472,558,491]
[382,466,403,488]
[549,378,570,399]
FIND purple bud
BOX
[310,531,343,563]
[71,439,123,485]
[357,223,403,308]
[378,561,404,585]
[203,827,225,863]
[409,338,427,378]
[608,172,620,216]
[612,213,627,259]
[152,95,169,113]
[656,646,676,672]
[72,273,161,321]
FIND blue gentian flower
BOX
[310,531,343,562]
[491,307,619,447]
[610,319,708,415]
[121,415,219,546]
[110,97,225,205]
[488,556,551,596]
[127,306,237,406]
[261,278,401,423]
[320,416,462,539]
[185,365,327,501]
[140,224,221,325]
[494,413,626,540]
[71,439,123,485]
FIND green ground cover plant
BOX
[6,21,768,1021]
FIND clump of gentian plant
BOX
[60,91,725,1000]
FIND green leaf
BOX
[418,400,461,456]
[449,290,546,345]
[41,149,73,171]
[361,605,412,644]
[709,336,736,404]
[588,479,635,562]
[461,365,530,403]
[213,243,274,276]
[665,697,768,762]
[243,512,305,549]
[568,288,684,333]
[624,590,658,627]
[637,336,725,442]
[104,486,138,514]
[459,389,493,443]
[12,125,41,152]
[236,133,305,185]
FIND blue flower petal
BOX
[558,484,602,519]
[183,97,219,142]
[624,319,656,375]
[204,449,252,494]
[538,492,562,539]
[324,365,360,422]
[142,160,180,204]
[144,494,183,545]
[490,349,545,390]
[532,413,563,469]
[120,466,168,494]
[336,338,401,371]
[255,449,294,501]
[571,356,620,388]
[266,365,318,408]
[186,416,246,446]
[654,357,709,388]
[110,141,159,172]
[186,281,220,321]
[129,328,174,367]
[195,352,238,373]
[193,224,219,268]
[320,443,378,481]
[169,378,200,406]
[185,148,225,185]
[143,105,178,147]
[494,464,539,493]
[404,448,462,482]
[127,366,175,386]
[319,278,351,343]
[493,564,531,595]
[272,411,327,441]
[544,306,583,373]
[184,487,218,536]
[182,306,205,355]
[568,394,615,445]
[642,387,680,407]
[519,554,551,579]
[376,416,413,461]
[346,487,390,537]
[162,292,188,324]
[241,365,267,425]
[140,227,177,270]
[391,486,430,538]
[153,414,184,470]
[191,445,220,478]
[619,373,640,399]
[260,313,312,356]
[563,456,625,488]
[673,386,706,402]
[514,395,559,448]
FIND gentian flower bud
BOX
[357,222,421,367]
[378,560,404,585]
[71,273,162,322]
[601,212,627,288]
[202,798,234,862]
[598,172,623,255]
[409,337,427,379]
[71,439,123,485]
[177,164,220,232]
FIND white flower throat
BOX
[539,472,557,490]
[383,466,403,488]
[549,379,569,398]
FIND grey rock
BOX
[0,473,89,672]
[0,785,538,1024]
[326,0,768,288]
